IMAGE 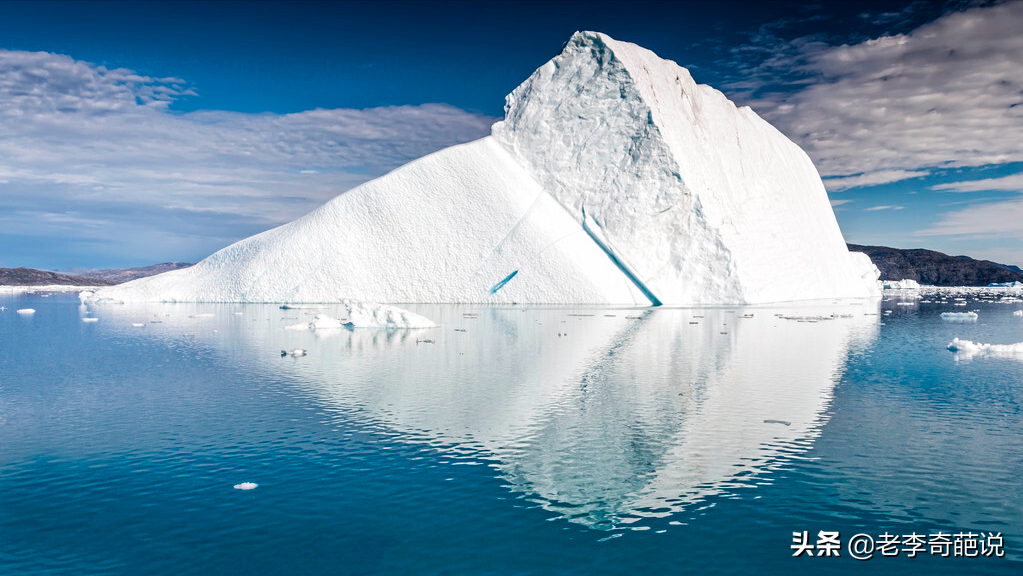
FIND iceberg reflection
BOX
[87,300,879,528]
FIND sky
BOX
[0,0,1021,270]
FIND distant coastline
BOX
[0,262,192,287]
[848,244,1023,286]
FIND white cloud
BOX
[0,49,495,265]
[830,199,853,206]
[822,169,929,191]
[740,1,1023,184]
[917,197,1023,239]
[865,205,905,211]
[932,173,1023,192]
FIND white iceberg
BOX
[233,482,258,490]
[882,279,921,290]
[310,314,345,330]
[1014,310,1022,317]
[282,306,433,330]
[16,308,35,315]
[948,337,1023,360]
[90,31,879,306]
[342,300,436,329]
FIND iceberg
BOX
[882,279,921,290]
[948,337,1023,361]
[91,31,879,305]
[283,304,435,330]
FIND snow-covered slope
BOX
[95,31,879,305]
[97,137,647,304]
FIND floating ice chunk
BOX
[233,482,258,490]
[1015,310,1023,317]
[16,308,35,314]
[281,349,307,357]
[941,312,977,321]
[342,299,436,329]
[311,314,345,330]
[131,323,145,327]
[882,279,920,290]
[283,313,344,331]
[82,317,99,323]
[232,312,244,316]
[948,337,1023,358]
[189,313,215,318]
[78,291,94,302]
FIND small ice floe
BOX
[282,314,347,331]
[311,314,345,330]
[948,337,1023,360]
[16,308,35,315]
[233,482,258,490]
[131,323,145,327]
[82,317,99,323]
[78,291,94,302]
[1015,310,1023,317]
[281,349,307,357]
[342,299,436,329]
[189,313,215,318]
[940,311,977,321]
[882,279,920,290]
[232,312,244,316]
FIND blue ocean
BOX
[1,291,1021,575]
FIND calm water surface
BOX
[1,291,1021,575]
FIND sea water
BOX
[1,291,1021,575]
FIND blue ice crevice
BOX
[580,206,662,307]
[489,270,519,295]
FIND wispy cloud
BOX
[932,173,1023,192]
[865,205,905,211]
[0,50,496,266]
[917,198,1023,239]
[822,169,929,191]
[732,1,1023,185]
[830,199,853,207]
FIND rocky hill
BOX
[848,244,1023,286]
[0,267,116,287]
[69,262,194,283]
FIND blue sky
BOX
[0,0,1021,270]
